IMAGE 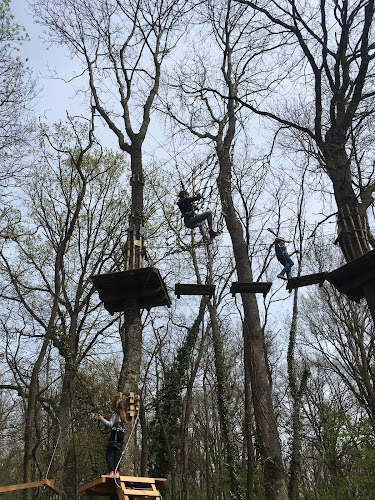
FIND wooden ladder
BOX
[78,475,167,499]
[118,476,161,499]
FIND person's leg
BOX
[106,445,115,473]
[186,211,212,229]
[114,431,124,475]
[281,253,294,279]
[277,251,293,279]
[185,211,217,238]
[114,447,122,475]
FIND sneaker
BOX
[209,230,219,239]
[115,471,120,477]
[277,273,287,280]
[108,471,114,476]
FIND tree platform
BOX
[0,478,60,497]
[326,249,375,302]
[174,283,215,298]
[286,272,327,292]
[78,475,167,499]
[230,281,272,297]
[92,267,171,314]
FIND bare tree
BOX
[32,0,187,473]
[235,0,375,318]
[0,117,129,497]
[162,0,289,497]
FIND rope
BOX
[45,416,61,480]
[113,409,140,488]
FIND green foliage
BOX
[0,0,28,110]
[148,298,207,480]
[0,0,35,194]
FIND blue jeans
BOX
[276,250,294,279]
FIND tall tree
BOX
[236,0,375,318]
[164,0,288,497]
[0,117,129,497]
[33,0,187,473]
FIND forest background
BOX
[1,0,375,499]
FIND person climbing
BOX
[98,396,128,477]
[273,234,300,280]
[177,190,218,240]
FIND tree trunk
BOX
[207,298,243,500]
[217,144,288,500]
[118,298,142,475]
[244,351,254,500]
[323,140,375,323]
[287,289,309,500]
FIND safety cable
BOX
[45,415,61,480]
[113,407,140,488]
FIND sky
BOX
[12,0,169,157]
[13,0,88,125]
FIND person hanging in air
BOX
[98,396,128,477]
[274,235,300,280]
[177,190,218,240]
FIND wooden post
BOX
[124,228,144,271]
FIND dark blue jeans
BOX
[276,249,294,279]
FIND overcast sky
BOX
[12,0,177,164]
[12,1,89,125]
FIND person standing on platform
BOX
[98,396,128,477]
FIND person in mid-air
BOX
[274,235,300,280]
[98,396,128,477]
[177,190,218,240]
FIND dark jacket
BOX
[177,194,202,220]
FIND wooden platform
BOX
[92,267,171,314]
[174,283,215,299]
[78,475,167,499]
[286,272,327,292]
[230,282,272,297]
[327,249,375,302]
[0,478,60,495]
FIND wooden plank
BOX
[78,475,166,497]
[117,481,127,500]
[78,475,107,493]
[230,282,272,296]
[154,478,168,489]
[175,283,215,298]
[120,476,156,483]
[122,489,159,496]
[0,478,60,494]
[327,249,375,302]
[286,273,327,292]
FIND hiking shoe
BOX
[209,230,219,239]
[277,273,287,280]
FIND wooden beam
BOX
[230,282,272,297]
[174,283,215,299]
[0,478,60,494]
[286,273,327,292]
